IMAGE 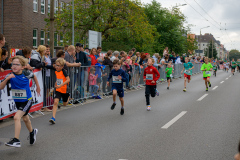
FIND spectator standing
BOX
[163,47,169,57]
[152,53,161,68]
[30,45,48,69]
[89,48,98,66]
[95,47,102,59]
[63,45,68,52]
[103,51,113,95]
[110,51,119,62]
[0,49,12,72]
[169,51,176,63]
[0,33,6,49]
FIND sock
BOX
[121,106,124,109]
[113,101,116,104]
[30,129,34,133]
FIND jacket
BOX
[89,73,97,85]
[30,50,45,69]
[76,51,88,66]
[143,65,160,85]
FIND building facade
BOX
[0,0,71,49]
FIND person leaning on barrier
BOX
[110,51,119,62]
[152,53,162,68]
[64,45,81,68]
[0,48,12,72]
[103,51,113,95]
[16,47,33,70]
[75,43,88,66]
[30,45,48,69]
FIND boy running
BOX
[213,62,218,77]
[231,59,236,75]
[107,59,127,115]
[0,56,40,147]
[181,57,194,92]
[201,57,213,91]
[49,58,70,124]
[143,58,160,111]
[166,63,173,90]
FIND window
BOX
[40,30,45,45]
[203,44,205,46]
[54,0,58,14]
[33,0,38,12]
[54,32,58,46]
[60,33,63,46]
[48,0,50,13]
[33,29,38,47]
[60,2,64,11]
[41,0,45,14]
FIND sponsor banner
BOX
[10,49,21,58]
[0,69,44,120]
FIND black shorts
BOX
[167,77,171,80]
[15,99,33,116]
[97,77,102,84]
[54,91,69,102]
[145,85,156,97]
[232,67,236,70]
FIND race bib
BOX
[205,71,211,74]
[57,79,63,85]
[12,89,27,99]
[170,74,173,78]
[184,70,190,74]
[113,76,122,83]
[146,74,153,80]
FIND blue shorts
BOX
[112,86,124,98]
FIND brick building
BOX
[0,0,71,49]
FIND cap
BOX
[145,53,149,56]
[76,43,83,47]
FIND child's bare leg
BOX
[184,77,187,88]
[14,111,25,139]
[22,115,33,132]
[119,97,124,107]
[52,98,59,118]
[113,90,117,102]
[168,79,170,87]
[205,80,208,88]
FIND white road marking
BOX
[161,111,187,129]
[226,78,228,80]
[212,86,218,90]
[197,94,208,101]
[229,75,231,77]
[220,81,224,84]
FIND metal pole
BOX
[1,0,3,34]
[212,38,213,58]
[199,29,201,57]
[72,0,74,45]
[50,0,55,57]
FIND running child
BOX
[181,57,194,92]
[143,58,160,111]
[0,56,40,147]
[213,62,218,77]
[107,59,127,115]
[201,57,213,91]
[166,63,173,90]
[237,60,240,72]
[231,58,236,75]
[49,58,70,124]
[226,61,230,72]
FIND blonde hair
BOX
[90,48,97,55]
[149,58,155,64]
[12,55,28,66]
[67,45,75,51]
[36,45,46,56]
[131,55,137,63]
[154,53,159,57]
[55,58,66,66]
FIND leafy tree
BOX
[229,49,240,61]
[186,35,198,54]
[204,40,218,58]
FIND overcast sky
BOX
[140,0,240,51]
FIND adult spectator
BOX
[64,45,68,52]
[127,51,133,59]
[163,47,169,57]
[75,43,88,66]
[65,45,81,67]
[135,52,141,63]
[102,51,113,95]
[0,33,6,49]
[89,48,98,66]
[95,46,102,59]
[169,51,176,63]
[175,56,182,64]
[110,51,119,62]
[0,48,12,71]
[30,45,48,69]
[85,48,90,54]
[132,48,136,56]
[152,53,161,67]
[139,53,147,66]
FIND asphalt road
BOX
[0,70,239,160]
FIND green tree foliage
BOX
[48,0,156,52]
[204,41,218,58]
[144,0,188,55]
[229,49,240,61]
[186,35,198,54]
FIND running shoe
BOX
[5,138,21,148]
[49,117,56,124]
[208,82,211,87]
[120,107,124,115]
[206,88,208,91]
[29,128,38,145]
[156,89,159,96]
[183,88,186,92]
[167,87,169,90]
[147,106,151,111]
[111,103,116,110]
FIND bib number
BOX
[205,71,210,74]
[57,79,63,85]
[146,74,153,80]
[113,76,122,83]
[184,70,190,74]
[12,89,27,99]
[170,74,173,78]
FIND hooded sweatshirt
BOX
[30,50,45,69]
[143,65,160,85]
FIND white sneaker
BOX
[147,106,151,111]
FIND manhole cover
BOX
[0,138,16,150]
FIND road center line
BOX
[161,111,187,129]
[220,81,224,84]
[212,86,218,90]
[229,75,231,77]
[226,78,228,80]
[197,94,208,101]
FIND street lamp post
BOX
[199,26,210,57]
[72,0,74,45]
